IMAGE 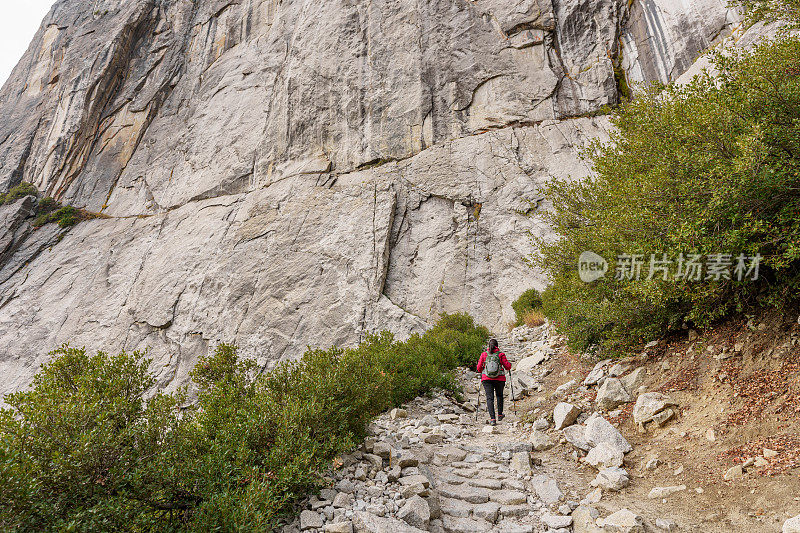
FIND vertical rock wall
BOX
[0,0,741,395]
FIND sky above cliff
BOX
[0,1,55,88]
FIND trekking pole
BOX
[508,369,517,414]
[475,377,481,421]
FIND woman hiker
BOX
[476,338,512,426]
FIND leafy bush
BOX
[2,182,38,205]
[520,309,546,328]
[0,314,489,531]
[733,0,800,26]
[427,312,491,368]
[511,289,543,327]
[33,205,81,228]
[533,34,800,354]
[0,345,187,531]
[32,196,58,220]
[0,187,86,229]
[55,206,80,228]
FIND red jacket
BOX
[476,350,511,381]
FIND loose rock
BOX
[633,393,678,426]
[784,515,800,533]
[324,522,354,533]
[563,424,591,452]
[542,514,573,529]
[585,442,624,470]
[724,465,743,481]
[516,353,546,374]
[300,510,324,530]
[647,485,686,499]
[600,509,644,533]
[595,378,632,410]
[334,492,355,508]
[555,379,578,397]
[352,511,427,533]
[391,408,408,420]
[620,368,646,394]
[553,402,581,430]
[572,505,602,533]
[593,467,630,491]
[655,518,678,532]
[584,362,608,386]
[373,441,391,459]
[397,495,430,529]
[531,475,564,504]
[584,416,633,453]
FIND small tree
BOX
[533,34,800,353]
[0,345,190,531]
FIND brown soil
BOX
[519,310,800,532]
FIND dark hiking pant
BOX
[482,380,505,421]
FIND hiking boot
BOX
[498,414,505,422]
[486,419,497,426]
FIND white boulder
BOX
[584,416,633,453]
[585,442,624,470]
[553,402,581,430]
[633,393,678,426]
[600,509,644,532]
[784,515,800,533]
[593,467,630,491]
[596,378,632,410]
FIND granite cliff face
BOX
[0,0,743,395]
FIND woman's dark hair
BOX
[488,339,499,354]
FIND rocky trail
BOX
[283,326,691,533]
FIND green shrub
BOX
[511,289,543,327]
[0,345,188,531]
[179,316,485,529]
[519,308,546,328]
[2,182,38,205]
[34,196,58,215]
[733,0,800,26]
[0,314,489,531]
[33,205,81,228]
[31,214,50,227]
[533,34,800,354]
[55,206,80,228]
[428,312,491,368]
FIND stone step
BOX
[437,483,490,504]
[499,504,531,519]
[489,490,528,506]
[444,466,478,478]
[434,446,469,463]
[352,511,428,533]
[475,469,510,480]
[502,479,526,491]
[441,515,493,533]
[467,477,503,490]
[492,520,535,533]
[472,501,501,523]
[434,471,469,485]
[439,497,472,518]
